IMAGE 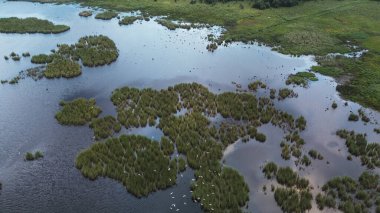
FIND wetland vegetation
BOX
[43,0,380,111]
[286,71,318,87]
[95,11,118,20]
[72,83,312,211]
[25,151,44,161]
[0,17,69,34]
[119,16,143,25]
[336,129,380,169]
[76,135,178,197]
[55,98,102,126]
[89,116,121,140]
[316,171,379,213]
[262,162,312,212]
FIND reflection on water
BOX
[0,0,379,212]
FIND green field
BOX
[30,0,380,110]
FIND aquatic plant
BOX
[74,83,310,210]
[178,157,186,172]
[308,149,323,160]
[332,101,338,109]
[22,52,30,57]
[89,116,121,140]
[0,17,69,34]
[31,54,54,64]
[317,171,379,213]
[32,35,118,69]
[44,58,81,78]
[206,43,218,52]
[274,188,312,213]
[95,11,118,20]
[248,80,266,91]
[336,129,380,169]
[348,113,359,121]
[119,16,143,25]
[56,98,102,125]
[278,88,297,100]
[262,162,277,179]
[156,19,191,30]
[286,71,318,87]
[76,135,178,197]
[25,151,44,161]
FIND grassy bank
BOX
[0,17,69,34]
[32,0,380,110]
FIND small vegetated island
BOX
[0,17,69,34]
[95,11,118,20]
[56,82,313,212]
[25,35,117,80]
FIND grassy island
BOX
[44,58,81,79]
[95,11,118,20]
[27,35,119,81]
[0,17,69,34]
[76,135,178,197]
[55,98,102,125]
[286,72,318,87]
[317,171,379,213]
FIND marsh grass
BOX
[25,151,44,161]
[95,11,118,20]
[316,172,379,212]
[90,116,121,140]
[119,16,143,25]
[286,72,318,87]
[0,17,69,34]
[56,98,102,125]
[336,129,380,169]
[76,135,178,197]
[44,58,81,79]
[278,88,297,100]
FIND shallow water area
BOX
[0,0,379,212]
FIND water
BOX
[0,1,379,212]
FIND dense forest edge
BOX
[15,0,380,111]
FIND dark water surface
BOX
[0,1,379,212]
